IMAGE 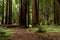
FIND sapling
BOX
[36,25,46,33]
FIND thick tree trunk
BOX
[8,0,12,24]
[19,0,27,27]
[54,0,60,25]
[1,0,4,24]
[5,0,9,24]
[32,0,39,27]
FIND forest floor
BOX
[5,27,60,40]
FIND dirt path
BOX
[5,28,60,40]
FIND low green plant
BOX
[0,29,6,40]
[0,27,15,40]
[36,25,46,33]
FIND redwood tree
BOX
[8,0,12,24]
[5,0,9,24]
[32,0,39,27]
[54,0,60,25]
[19,0,27,27]
[1,0,4,24]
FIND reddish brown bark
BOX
[32,0,39,27]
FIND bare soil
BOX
[5,28,60,40]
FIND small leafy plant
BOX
[36,25,46,33]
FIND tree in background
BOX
[32,0,39,27]
[15,0,19,25]
[8,0,12,24]
[37,0,39,25]
[19,0,27,27]
[27,0,30,27]
[5,0,12,25]
[54,0,60,25]
[1,0,4,24]
[5,0,9,24]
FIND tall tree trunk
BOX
[37,0,39,25]
[19,0,27,27]
[1,0,4,24]
[54,0,60,25]
[8,0,12,24]
[5,0,9,24]
[19,0,22,26]
[32,0,39,27]
[27,0,30,27]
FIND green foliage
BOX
[27,25,60,33]
[27,25,46,33]
[42,25,60,33]
[0,27,15,40]
[0,0,55,25]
